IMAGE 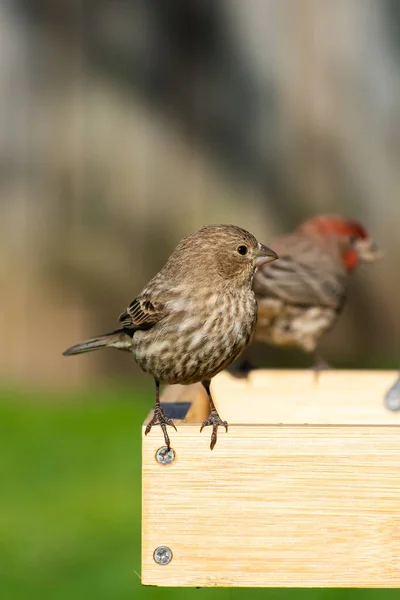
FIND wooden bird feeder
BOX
[142,370,400,588]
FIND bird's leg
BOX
[312,353,332,372]
[145,379,177,449]
[311,353,333,384]
[200,380,228,450]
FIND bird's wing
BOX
[119,296,167,330]
[254,234,348,310]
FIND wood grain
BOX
[142,370,400,587]
[142,424,400,587]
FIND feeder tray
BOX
[142,369,400,588]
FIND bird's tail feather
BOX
[63,329,133,356]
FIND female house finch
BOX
[252,215,382,367]
[63,225,278,449]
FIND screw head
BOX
[155,446,175,465]
[153,545,173,565]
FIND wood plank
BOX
[142,423,400,587]
[210,370,400,424]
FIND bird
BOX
[63,224,278,449]
[250,215,382,368]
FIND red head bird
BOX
[252,214,382,366]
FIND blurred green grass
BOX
[0,386,397,600]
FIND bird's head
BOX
[297,215,383,272]
[169,224,278,286]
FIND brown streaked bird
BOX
[252,215,382,367]
[63,224,278,449]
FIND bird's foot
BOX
[200,410,228,450]
[145,407,177,449]
[311,356,332,372]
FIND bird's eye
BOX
[349,235,358,245]
[237,245,248,256]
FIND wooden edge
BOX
[141,421,400,458]
[143,370,400,428]
[225,369,399,388]
[210,370,400,423]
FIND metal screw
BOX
[153,545,173,565]
[155,446,175,465]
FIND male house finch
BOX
[63,224,278,449]
[252,215,381,367]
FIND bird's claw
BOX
[145,407,177,449]
[200,410,228,450]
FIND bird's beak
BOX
[255,243,279,267]
[354,238,383,263]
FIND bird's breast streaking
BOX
[133,288,256,384]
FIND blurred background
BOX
[1,0,399,598]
